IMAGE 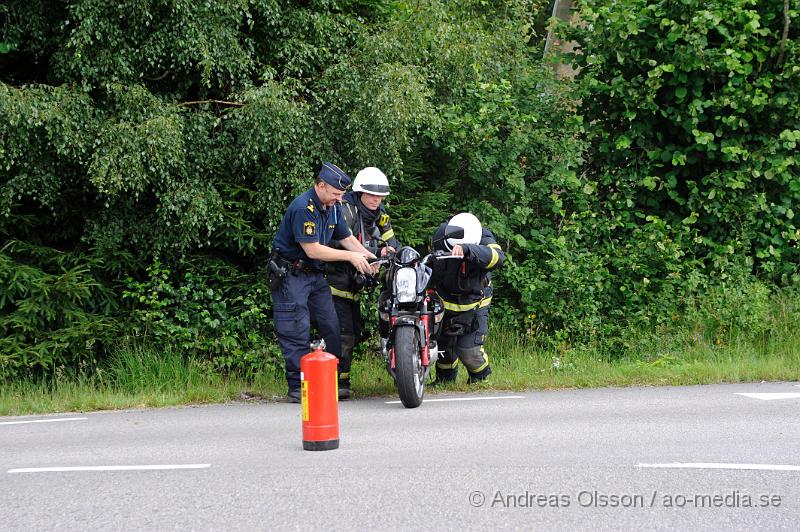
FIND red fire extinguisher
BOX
[301,339,339,451]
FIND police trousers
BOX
[271,271,342,391]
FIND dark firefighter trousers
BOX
[435,305,492,382]
[332,295,362,384]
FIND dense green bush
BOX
[1,0,797,379]
[562,0,799,283]
[515,0,800,346]
[121,258,278,375]
[0,241,117,379]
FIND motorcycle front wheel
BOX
[394,326,425,408]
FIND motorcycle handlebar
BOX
[424,252,459,262]
[367,250,459,272]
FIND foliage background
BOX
[1,0,797,380]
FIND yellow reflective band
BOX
[487,248,499,269]
[330,286,359,301]
[339,372,350,379]
[378,213,390,226]
[380,229,395,241]
[438,295,493,312]
[487,243,502,250]
[436,359,460,369]
[469,351,490,374]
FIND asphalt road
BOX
[2,382,800,531]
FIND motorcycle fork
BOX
[388,315,430,369]
[389,316,397,370]
[420,299,431,367]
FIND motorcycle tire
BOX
[394,326,425,408]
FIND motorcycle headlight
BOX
[395,267,417,303]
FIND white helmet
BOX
[445,212,482,250]
[353,167,390,196]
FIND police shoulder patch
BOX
[303,221,316,236]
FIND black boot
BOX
[467,365,492,384]
[431,366,458,386]
[286,388,301,403]
[338,379,351,400]
[338,333,355,400]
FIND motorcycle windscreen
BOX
[417,264,432,293]
[396,246,420,265]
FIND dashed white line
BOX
[0,417,88,426]
[734,392,800,401]
[385,395,525,404]
[637,463,800,472]
[8,464,211,473]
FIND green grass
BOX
[0,346,286,416]
[347,324,800,398]
[3,294,800,416]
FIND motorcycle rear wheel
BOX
[394,326,425,408]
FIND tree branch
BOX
[145,70,170,81]
[777,0,790,65]
[179,99,244,107]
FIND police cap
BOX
[318,162,351,191]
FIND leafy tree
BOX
[3,0,796,377]
[2,0,571,377]
[564,0,800,282]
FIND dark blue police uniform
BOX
[271,164,352,395]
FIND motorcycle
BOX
[375,226,463,408]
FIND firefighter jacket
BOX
[430,223,505,312]
[326,191,400,298]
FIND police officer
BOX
[270,162,378,403]
[326,167,400,399]
[430,213,505,384]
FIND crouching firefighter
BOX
[326,167,399,399]
[429,212,505,384]
[268,162,377,403]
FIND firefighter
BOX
[429,212,505,384]
[269,162,378,403]
[326,167,400,399]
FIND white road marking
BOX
[385,395,525,404]
[637,463,800,471]
[734,392,800,401]
[0,417,88,426]
[8,464,211,473]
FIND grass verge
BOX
[351,325,800,397]
[2,293,799,416]
[0,346,286,417]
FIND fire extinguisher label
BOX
[301,381,309,421]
